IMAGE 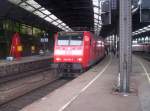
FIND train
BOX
[132,43,150,53]
[54,31,105,76]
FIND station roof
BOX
[35,0,94,31]
[1,0,150,37]
[0,0,95,33]
[4,0,103,35]
[0,0,60,32]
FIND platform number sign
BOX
[40,38,48,43]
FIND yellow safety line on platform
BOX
[58,56,112,111]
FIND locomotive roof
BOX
[58,31,103,40]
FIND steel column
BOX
[119,0,132,93]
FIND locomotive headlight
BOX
[56,57,61,61]
[55,50,65,55]
[72,50,83,55]
[78,58,82,62]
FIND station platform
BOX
[21,55,150,111]
[0,55,53,65]
[0,55,53,78]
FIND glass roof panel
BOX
[40,8,51,15]
[92,0,104,35]
[93,0,99,6]
[39,8,45,11]
[19,2,35,12]
[33,11,46,18]
[44,17,53,22]
[56,19,63,24]
[61,26,65,29]
[94,7,99,13]
[57,25,63,28]
[8,0,22,4]
[66,26,69,29]
[94,14,99,19]
[94,23,98,26]
[94,19,99,23]
[26,0,41,9]
[49,14,58,20]
[61,23,66,26]
[52,21,59,26]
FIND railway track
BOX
[0,65,64,105]
[0,78,73,111]
[0,66,52,84]
[0,63,92,110]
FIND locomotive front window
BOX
[57,35,70,45]
[70,35,83,45]
[57,33,83,46]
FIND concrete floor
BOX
[20,55,150,111]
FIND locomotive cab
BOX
[54,32,85,73]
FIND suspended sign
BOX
[40,38,49,43]
[111,0,118,10]
[101,0,111,25]
[140,0,150,22]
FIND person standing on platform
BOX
[105,46,108,55]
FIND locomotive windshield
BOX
[57,35,70,45]
[57,32,83,46]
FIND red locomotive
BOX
[54,31,105,76]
